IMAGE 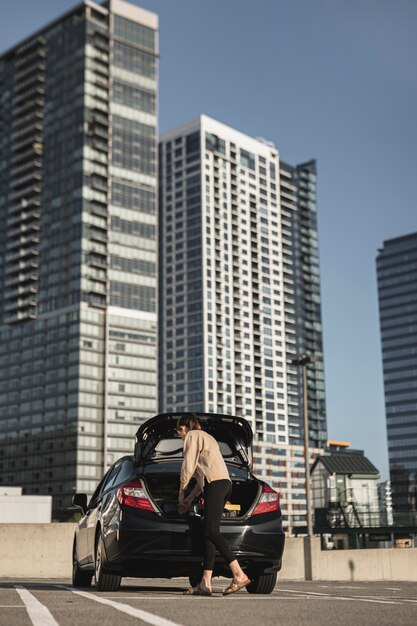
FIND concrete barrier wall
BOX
[0,524,75,578]
[279,537,306,580]
[0,525,416,581]
[310,537,417,581]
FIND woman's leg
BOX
[196,480,232,591]
[203,480,249,592]
[196,479,248,594]
[203,479,235,573]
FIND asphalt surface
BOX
[1,578,417,626]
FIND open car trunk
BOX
[135,413,253,471]
[136,413,257,521]
[143,469,260,521]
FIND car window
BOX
[113,458,133,486]
[88,469,110,508]
[152,438,233,458]
[100,457,134,492]
[142,459,248,479]
[153,438,183,456]
[102,462,122,492]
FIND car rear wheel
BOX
[246,572,277,594]
[72,541,93,588]
[95,534,122,592]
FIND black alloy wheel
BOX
[72,540,93,588]
[94,533,122,592]
[246,572,277,594]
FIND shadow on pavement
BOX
[0,580,186,593]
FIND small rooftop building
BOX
[311,444,380,528]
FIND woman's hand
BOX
[178,495,193,515]
[178,488,185,513]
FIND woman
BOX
[177,414,250,596]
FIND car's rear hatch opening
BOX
[134,412,253,472]
[135,413,258,520]
[141,463,260,520]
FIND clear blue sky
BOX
[2,0,417,479]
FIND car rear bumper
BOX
[103,510,285,577]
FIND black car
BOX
[72,412,285,594]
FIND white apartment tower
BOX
[158,116,326,529]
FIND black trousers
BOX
[203,479,235,570]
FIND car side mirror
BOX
[72,493,88,514]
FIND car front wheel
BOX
[72,540,93,588]
[95,534,121,592]
[246,572,277,594]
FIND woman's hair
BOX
[176,413,202,431]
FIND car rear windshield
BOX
[153,437,233,458]
[141,460,248,479]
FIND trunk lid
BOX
[134,412,253,472]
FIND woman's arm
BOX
[178,433,201,511]
[178,481,202,514]
[179,433,200,492]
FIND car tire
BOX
[72,540,93,588]
[95,533,122,592]
[246,572,277,594]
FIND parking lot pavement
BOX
[1,579,417,626]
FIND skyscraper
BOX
[0,0,158,516]
[279,160,327,449]
[158,116,327,528]
[377,232,417,524]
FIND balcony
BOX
[10,171,42,193]
[92,138,108,153]
[4,310,36,324]
[88,293,106,309]
[15,41,46,67]
[4,294,37,312]
[12,75,44,103]
[12,83,45,108]
[6,234,39,253]
[88,251,107,269]
[11,131,43,154]
[4,271,37,287]
[7,222,40,240]
[10,158,42,178]
[7,210,40,228]
[13,96,44,119]
[89,226,107,244]
[14,59,45,82]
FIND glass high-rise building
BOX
[377,232,417,524]
[279,160,327,449]
[0,0,158,517]
[158,116,327,528]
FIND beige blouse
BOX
[180,429,231,492]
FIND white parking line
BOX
[277,588,401,605]
[60,586,184,626]
[349,597,401,605]
[14,586,60,626]
[280,589,331,596]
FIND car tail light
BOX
[251,484,280,516]
[117,479,155,512]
